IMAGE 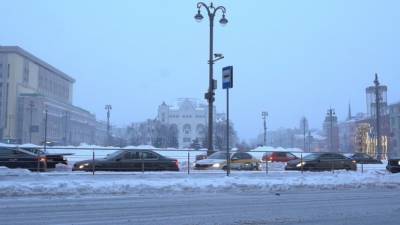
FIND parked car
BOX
[386,158,400,173]
[195,154,207,161]
[285,152,357,171]
[19,147,70,168]
[349,153,382,164]
[0,147,47,171]
[73,149,179,172]
[262,151,298,162]
[195,151,261,170]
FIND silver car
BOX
[195,151,261,170]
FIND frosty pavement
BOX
[0,188,399,225]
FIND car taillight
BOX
[175,160,179,168]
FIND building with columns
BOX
[0,46,106,145]
[157,99,222,148]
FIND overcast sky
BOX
[1,0,399,141]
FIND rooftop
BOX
[0,46,75,83]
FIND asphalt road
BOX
[1,188,399,225]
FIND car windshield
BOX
[22,148,44,155]
[208,152,228,159]
[303,154,321,161]
[104,150,123,159]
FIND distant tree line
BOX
[126,119,254,151]
[126,119,178,148]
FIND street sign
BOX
[222,66,233,89]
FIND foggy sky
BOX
[1,0,399,141]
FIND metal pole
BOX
[226,88,230,176]
[92,149,95,175]
[303,118,306,151]
[44,109,48,154]
[188,151,191,174]
[36,147,40,173]
[301,153,303,174]
[141,152,144,173]
[29,101,34,143]
[207,11,215,156]
[105,105,112,146]
[262,112,267,146]
[374,74,382,160]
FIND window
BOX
[0,148,13,156]
[130,151,141,159]
[232,153,251,160]
[23,59,29,83]
[183,124,191,135]
[231,153,241,160]
[276,152,286,157]
[142,151,158,160]
[14,150,30,157]
[286,153,296,159]
[240,153,252,160]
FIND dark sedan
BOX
[19,147,70,168]
[386,158,400,173]
[0,147,47,171]
[73,149,179,172]
[349,153,382,164]
[285,152,357,171]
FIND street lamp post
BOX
[43,107,48,152]
[105,104,112,146]
[29,101,34,143]
[262,112,268,146]
[302,117,307,151]
[374,73,382,160]
[327,108,335,152]
[195,2,228,155]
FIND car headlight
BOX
[78,163,90,169]
[212,163,220,168]
[296,162,306,167]
[398,161,400,166]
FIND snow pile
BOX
[0,166,31,176]
[0,170,399,197]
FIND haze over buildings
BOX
[0,0,399,141]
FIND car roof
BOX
[0,147,37,156]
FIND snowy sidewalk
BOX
[1,167,400,197]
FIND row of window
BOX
[38,67,70,101]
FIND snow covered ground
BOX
[1,166,399,197]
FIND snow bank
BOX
[0,166,31,176]
[1,170,399,197]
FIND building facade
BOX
[0,46,106,145]
[337,76,391,157]
[389,102,400,157]
[323,109,340,152]
[157,99,218,148]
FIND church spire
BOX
[347,102,352,120]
